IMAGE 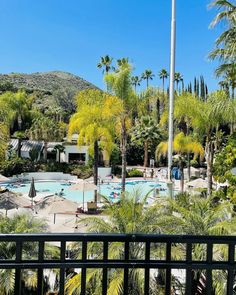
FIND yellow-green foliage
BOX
[69,89,124,160]
[0,123,9,161]
[156,132,204,160]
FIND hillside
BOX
[0,71,98,117]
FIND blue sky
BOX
[0,0,223,91]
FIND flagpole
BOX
[167,0,176,198]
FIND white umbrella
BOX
[48,199,78,224]
[0,174,10,182]
[186,178,208,189]
[70,181,98,211]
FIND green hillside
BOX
[0,71,98,116]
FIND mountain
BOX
[0,71,99,117]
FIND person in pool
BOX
[59,188,64,196]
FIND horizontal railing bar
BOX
[0,233,236,242]
[0,262,235,269]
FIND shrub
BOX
[127,168,143,178]
[0,157,36,176]
[71,165,93,179]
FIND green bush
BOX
[0,157,36,176]
[127,168,143,178]
[70,165,93,179]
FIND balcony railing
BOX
[0,233,235,294]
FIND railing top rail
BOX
[0,233,236,242]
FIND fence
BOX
[0,233,235,294]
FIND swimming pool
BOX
[6,180,171,203]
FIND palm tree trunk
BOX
[43,141,48,162]
[180,160,184,193]
[205,139,214,196]
[144,141,149,167]
[17,138,22,158]
[147,79,149,89]
[94,140,99,203]
[121,118,127,193]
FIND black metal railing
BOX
[0,233,235,294]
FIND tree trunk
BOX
[180,160,184,193]
[187,153,191,181]
[43,141,48,162]
[17,138,22,158]
[156,98,160,123]
[121,118,127,193]
[144,141,149,167]
[147,79,149,89]
[94,140,99,203]
[205,139,214,196]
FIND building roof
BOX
[10,139,44,153]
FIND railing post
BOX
[37,240,44,295]
[81,240,87,295]
[206,242,213,295]
[59,240,66,295]
[165,242,171,295]
[227,242,235,295]
[185,243,192,295]
[14,240,22,295]
[102,241,108,295]
[144,241,150,295]
[123,241,129,295]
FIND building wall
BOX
[60,145,89,164]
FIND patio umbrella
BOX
[186,178,208,189]
[0,189,30,216]
[48,199,78,224]
[70,181,98,211]
[28,177,36,209]
[0,174,10,182]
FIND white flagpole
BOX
[167,0,176,198]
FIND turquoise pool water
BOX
[6,180,169,203]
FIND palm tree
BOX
[0,213,49,294]
[65,190,164,295]
[117,57,129,67]
[105,63,135,193]
[174,72,183,93]
[69,90,123,199]
[53,144,65,163]
[28,117,64,161]
[159,69,169,122]
[156,132,204,192]
[97,55,114,74]
[141,70,155,89]
[159,69,169,91]
[131,116,161,167]
[131,76,141,93]
[215,63,236,99]
[154,193,236,294]
[173,91,231,195]
[209,0,236,61]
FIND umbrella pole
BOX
[83,190,85,212]
[54,213,56,224]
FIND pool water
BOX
[7,180,170,203]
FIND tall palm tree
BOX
[215,63,236,99]
[174,72,183,93]
[97,55,114,74]
[156,132,204,192]
[117,57,129,67]
[105,63,134,193]
[141,70,155,89]
[159,69,169,90]
[131,115,161,167]
[69,90,123,199]
[131,76,141,93]
[209,0,236,61]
